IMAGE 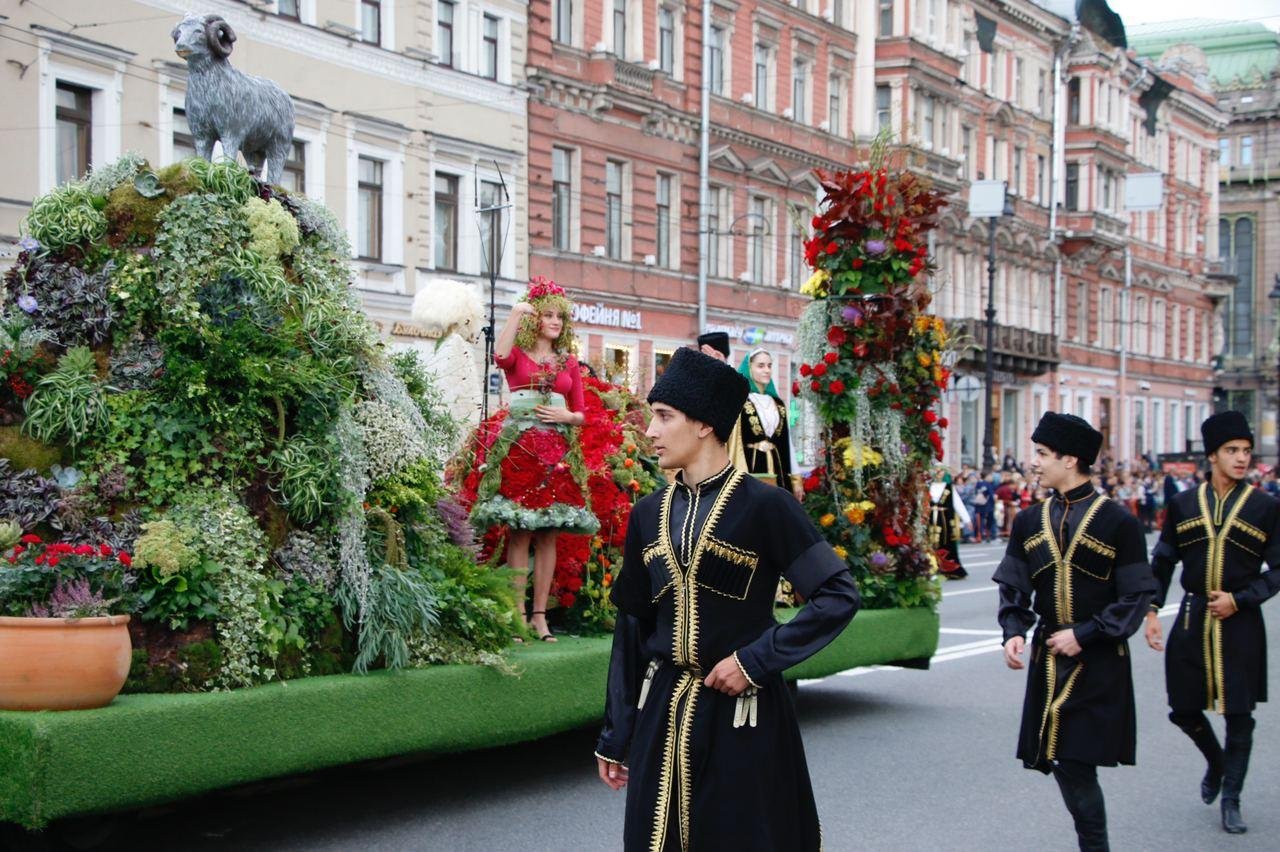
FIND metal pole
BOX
[483,205,497,421]
[1118,243,1131,468]
[697,0,711,334]
[983,215,997,474]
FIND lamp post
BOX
[969,181,1012,474]
[1269,273,1280,466]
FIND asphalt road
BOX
[32,537,1280,851]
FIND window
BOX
[1220,216,1255,357]
[1065,162,1079,211]
[792,60,808,124]
[434,173,458,270]
[437,1,455,67]
[55,83,92,185]
[828,75,842,134]
[554,0,573,44]
[1037,69,1048,115]
[656,173,672,268]
[832,0,844,28]
[876,84,891,132]
[1219,137,1230,167]
[961,125,973,179]
[1099,287,1113,349]
[613,0,627,57]
[879,0,894,37]
[920,93,935,147]
[659,8,675,75]
[482,14,499,80]
[1133,295,1148,353]
[552,148,572,251]
[755,44,771,111]
[1012,147,1023,196]
[1075,281,1088,343]
[788,219,804,289]
[1036,154,1047,205]
[1067,77,1080,124]
[1153,298,1166,357]
[357,156,384,261]
[480,179,504,274]
[277,0,300,20]
[280,140,306,194]
[172,108,196,162]
[361,0,381,44]
[748,196,767,284]
[1013,58,1024,107]
[606,160,624,259]
[708,26,725,96]
[707,185,723,277]
[1241,136,1253,166]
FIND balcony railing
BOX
[949,318,1060,375]
[613,61,654,93]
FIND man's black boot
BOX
[1220,715,1254,834]
[1170,712,1225,804]
[1053,762,1110,852]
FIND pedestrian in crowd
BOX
[595,348,858,851]
[479,278,597,642]
[1264,469,1280,499]
[1140,475,1158,532]
[1144,411,1280,835]
[929,466,971,580]
[973,473,996,542]
[1002,451,1019,473]
[728,348,805,501]
[956,472,978,543]
[1017,476,1035,512]
[994,412,1155,852]
[996,472,1017,539]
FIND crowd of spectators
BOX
[946,453,1280,543]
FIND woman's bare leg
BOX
[506,531,533,627]
[530,530,558,641]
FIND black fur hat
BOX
[647,348,747,442]
[1201,411,1253,456]
[1031,412,1103,466]
[696,331,731,358]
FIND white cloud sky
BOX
[1108,0,1280,30]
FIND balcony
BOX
[613,60,654,94]
[949,318,1060,376]
[1059,209,1126,249]
[900,146,963,194]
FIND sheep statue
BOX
[408,279,486,441]
[171,14,295,186]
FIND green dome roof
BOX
[1129,19,1280,89]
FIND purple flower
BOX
[18,237,40,253]
[864,239,887,256]
[841,305,863,324]
[16,294,37,314]
[869,552,890,569]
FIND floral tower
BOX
[795,162,953,609]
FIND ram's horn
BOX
[204,15,237,59]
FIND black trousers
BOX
[1169,710,1254,802]
[1052,760,1109,852]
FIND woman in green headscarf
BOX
[728,348,804,501]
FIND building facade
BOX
[0,0,530,419]
[1133,21,1280,463]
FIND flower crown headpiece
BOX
[524,276,566,302]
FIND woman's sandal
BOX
[530,610,557,642]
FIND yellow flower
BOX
[933,365,944,385]
[801,269,831,298]
[914,315,933,333]
[832,545,849,560]
[819,513,836,528]
[844,506,865,524]
[932,316,946,334]
[916,351,932,367]
[858,500,876,512]
[842,444,885,469]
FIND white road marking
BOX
[939,628,1004,636]
[941,585,997,598]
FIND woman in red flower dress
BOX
[470,278,597,641]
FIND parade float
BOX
[0,19,936,831]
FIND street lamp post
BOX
[969,180,1011,475]
[1269,274,1280,466]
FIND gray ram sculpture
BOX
[171,13,295,186]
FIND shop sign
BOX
[391,322,435,339]
[571,302,642,330]
[705,323,795,349]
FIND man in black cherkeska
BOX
[994,413,1155,852]
[593,347,858,851]
[1144,411,1280,834]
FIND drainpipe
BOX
[1049,41,1065,409]
[1120,244,1131,466]
[697,0,712,334]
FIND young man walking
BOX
[594,348,859,851]
[994,413,1155,852]
[1144,411,1280,834]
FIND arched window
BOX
[1219,216,1255,357]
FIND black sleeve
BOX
[734,490,859,683]
[1235,501,1280,609]
[1150,499,1181,609]
[595,612,654,764]
[1074,514,1156,645]
[609,506,658,619]
[993,510,1036,644]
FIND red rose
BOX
[99,544,113,557]
[823,352,839,365]
[852,343,868,358]
[827,326,847,346]
[810,380,823,392]
[923,410,938,425]
[792,381,801,396]
[559,592,576,609]
[117,552,132,567]
[939,417,950,428]
[811,215,823,229]
[852,258,865,269]
[20,534,41,544]
[894,237,913,253]
[800,363,812,377]
[812,363,828,377]
[829,380,846,394]
[825,242,839,255]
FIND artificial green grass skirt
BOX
[0,607,937,829]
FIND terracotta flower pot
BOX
[0,614,132,711]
